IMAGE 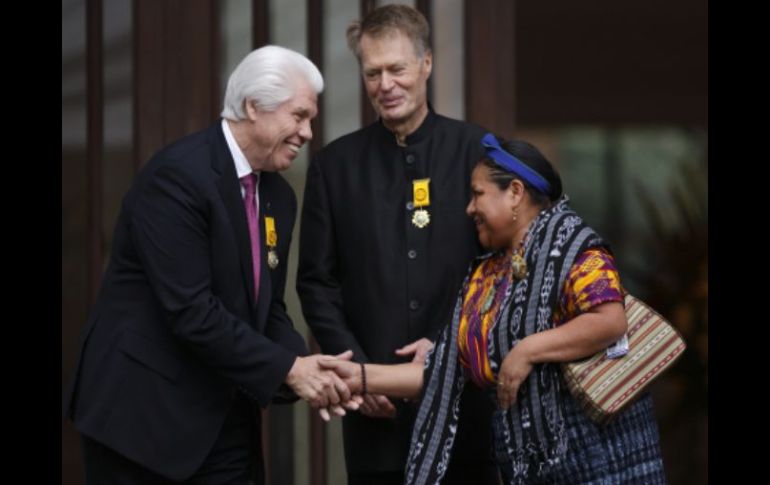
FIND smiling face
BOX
[466,164,517,250]
[247,78,318,172]
[359,30,432,132]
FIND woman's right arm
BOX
[319,359,424,400]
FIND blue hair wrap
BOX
[481,133,551,194]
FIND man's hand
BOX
[285,351,354,409]
[317,393,364,422]
[300,351,363,422]
[395,337,434,364]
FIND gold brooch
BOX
[510,252,527,280]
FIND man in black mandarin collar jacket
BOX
[297,5,498,485]
[63,45,352,484]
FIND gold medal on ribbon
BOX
[411,178,431,228]
[264,216,279,269]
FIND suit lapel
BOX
[211,123,278,330]
[212,125,259,312]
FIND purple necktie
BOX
[240,173,261,300]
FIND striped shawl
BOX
[405,196,606,485]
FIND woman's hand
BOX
[318,357,362,393]
[318,358,398,418]
[496,338,534,409]
[314,351,364,421]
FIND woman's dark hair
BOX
[479,136,563,207]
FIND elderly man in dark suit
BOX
[63,45,354,485]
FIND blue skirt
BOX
[492,390,667,484]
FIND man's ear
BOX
[422,49,433,77]
[244,99,259,121]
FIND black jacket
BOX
[63,122,307,480]
[297,109,495,472]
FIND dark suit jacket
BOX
[297,110,495,473]
[63,121,308,481]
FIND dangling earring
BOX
[512,206,519,222]
[511,215,531,280]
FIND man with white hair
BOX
[64,45,354,484]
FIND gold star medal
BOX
[264,216,279,269]
[411,178,431,228]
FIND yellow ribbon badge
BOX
[411,178,431,228]
[413,178,430,207]
[264,216,279,269]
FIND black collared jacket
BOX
[298,109,495,473]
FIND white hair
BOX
[221,45,324,120]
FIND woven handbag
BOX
[562,294,686,425]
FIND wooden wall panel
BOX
[464,0,516,137]
[134,0,219,169]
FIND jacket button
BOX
[409,299,420,311]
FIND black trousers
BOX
[81,394,261,484]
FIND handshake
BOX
[284,338,434,421]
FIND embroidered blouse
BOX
[457,247,623,387]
